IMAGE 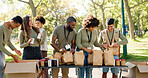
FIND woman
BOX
[19,15,43,60]
[34,16,48,58]
[76,15,107,78]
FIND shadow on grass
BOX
[120,53,148,62]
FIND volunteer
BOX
[0,16,22,78]
[50,16,76,78]
[76,15,107,78]
[99,18,128,78]
[19,15,43,60]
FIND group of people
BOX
[0,14,128,78]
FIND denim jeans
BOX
[78,51,92,78]
[0,51,5,78]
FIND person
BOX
[34,15,48,78]
[76,15,107,78]
[99,18,128,78]
[34,16,48,58]
[0,15,22,78]
[50,16,76,78]
[19,15,43,60]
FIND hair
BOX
[82,15,100,28]
[20,15,39,39]
[66,16,76,23]
[34,16,45,24]
[106,18,115,25]
[11,15,23,24]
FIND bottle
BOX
[45,57,49,67]
[40,59,45,67]
[121,59,125,66]
[115,59,120,66]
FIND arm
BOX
[117,31,128,45]
[50,28,66,53]
[94,30,100,47]
[7,38,22,56]
[19,30,29,48]
[40,30,47,45]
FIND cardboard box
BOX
[126,62,148,78]
[4,60,40,78]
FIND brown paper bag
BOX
[93,50,103,66]
[53,52,62,65]
[104,50,114,66]
[88,54,93,64]
[74,51,85,65]
[63,51,73,63]
[109,47,118,55]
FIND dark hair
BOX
[34,16,45,24]
[82,15,99,28]
[20,15,39,39]
[106,18,115,25]
[11,15,23,24]
[66,16,76,23]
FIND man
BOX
[0,16,22,78]
[50,16,76,78]
[99,18,128,78]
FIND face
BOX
[86,26,96,32]
[29,17,33,27]
[35,21,43,28]
[69,22,76,30]
[11,20,21,30]
[107,24,114,31]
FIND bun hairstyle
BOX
[82,15,100,28]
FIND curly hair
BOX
[34,16,45,24]
[82,15,99,28]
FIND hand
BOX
[40,33,44,39]
[14,49,22,56]
[28,38,33,44]
[70,49,75,54]
[59,48,66,53]
[100,44,109,48]
[87,49,93,54]
[11,54,20,63]
[110,42,118,47]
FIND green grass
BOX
[120,32,148,62]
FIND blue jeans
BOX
[0,51,5,78]
[78,51,92,78]
[103,55,119,75]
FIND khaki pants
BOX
[52,68,69,78]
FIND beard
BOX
[67,25,73,32]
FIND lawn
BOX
[5,32,148,63]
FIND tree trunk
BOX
[100,7,106,29]
[29,0,36,17]
[137,10,141,36]
[141,19,145,34]
[124,0,135,40]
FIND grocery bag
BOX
[74,51,85,65]
[93,50,103,66]
[104,50,114,66]
[63,51,73,63]
[109,46,119,55]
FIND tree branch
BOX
[18,0,29,4]
[101,0,105,6]
[35,0,42,8]
[91,0,101,6]
[130,0,148,9]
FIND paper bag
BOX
[88,54,93,64]
[54,52,62,65]
[93,50,103,66]
[74,51,85,65]
[109,47,118,55]
[63,51,73,63]
[104,50,114,66]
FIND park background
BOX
[0,0,147,63]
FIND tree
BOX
[18,0,42,17]
[124,0,148,40]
